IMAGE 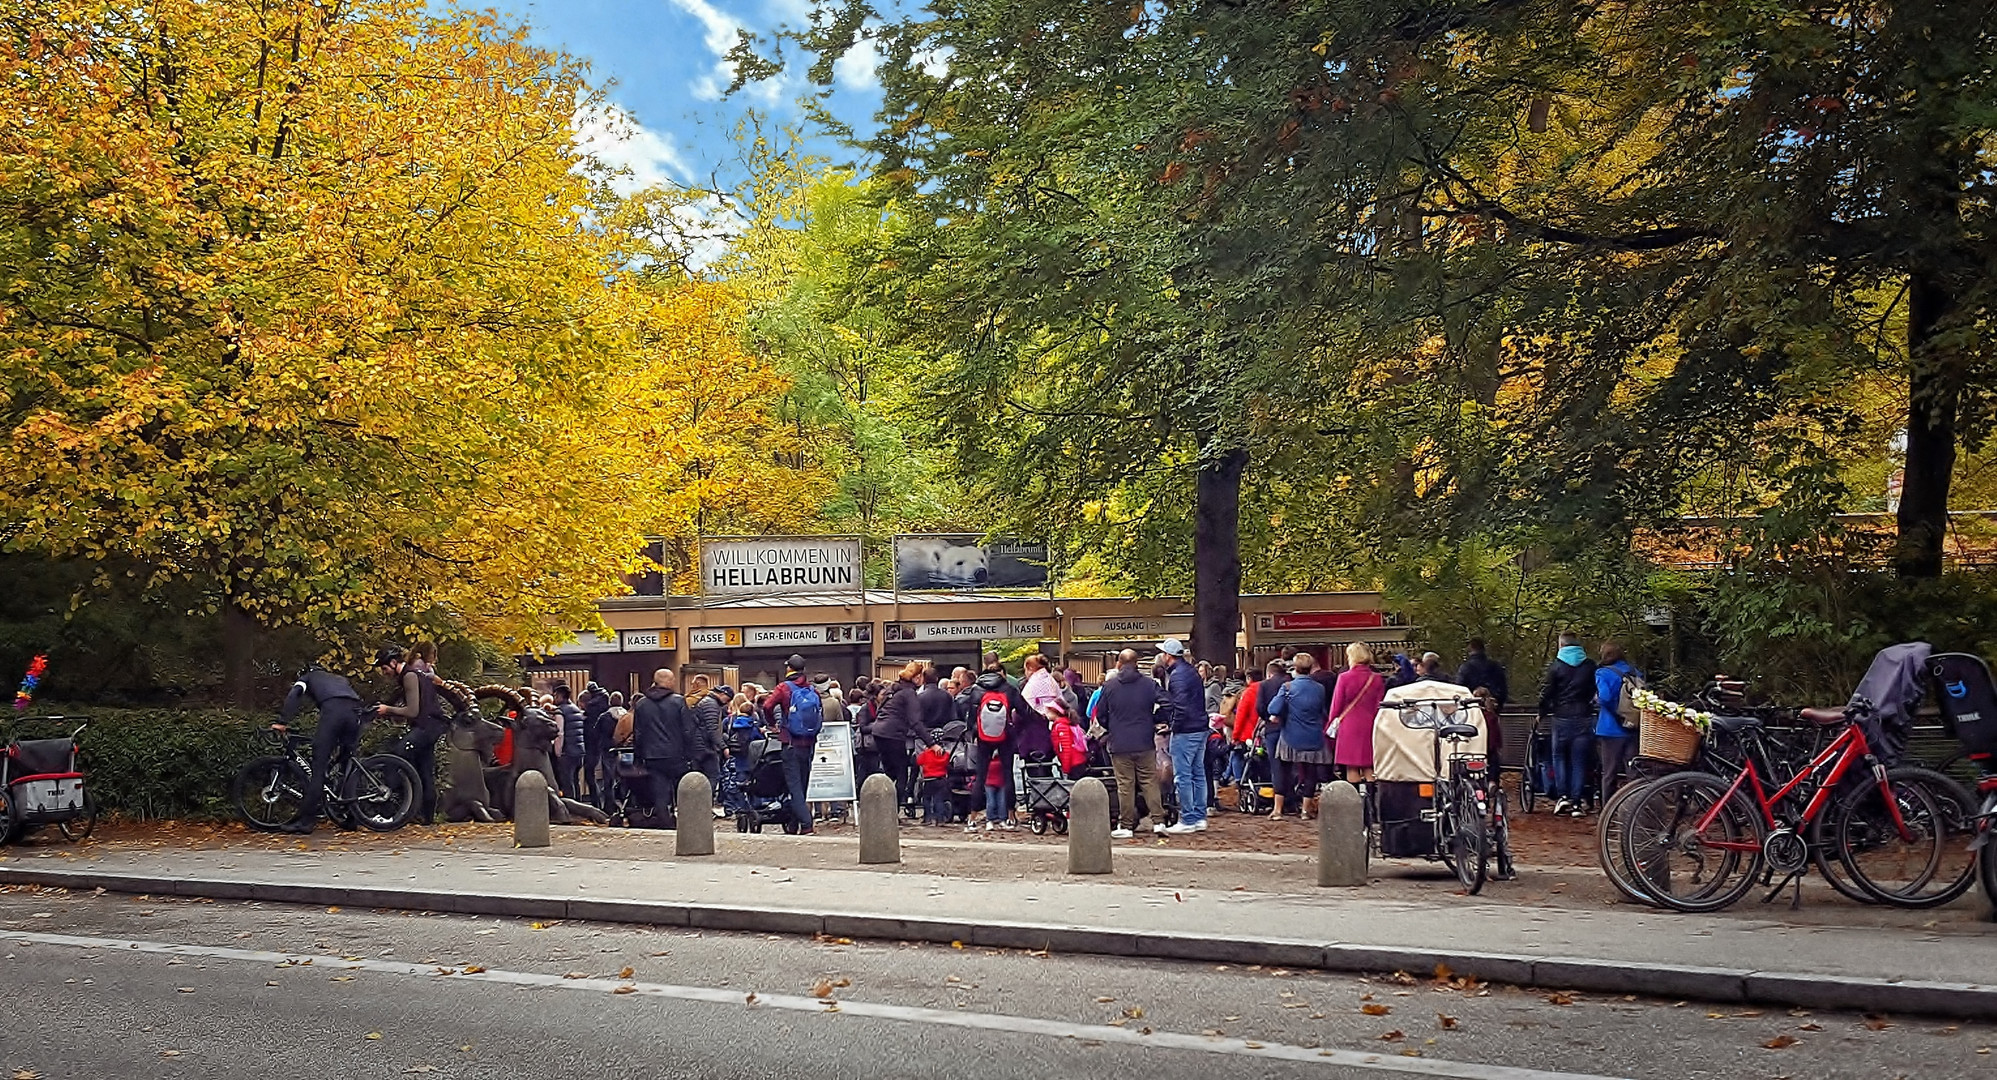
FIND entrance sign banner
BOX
[701,537,863,597]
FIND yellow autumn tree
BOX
[0,0,706,700]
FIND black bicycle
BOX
[231,729,419,832]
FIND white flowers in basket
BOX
[1630,687,1713,733]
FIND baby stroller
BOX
[605,745,655,828]
[1230,740,1274,815]
[1,719,93,844]
[935,720,979,824]
[1019,760,1072,834]
[734,736,804,834]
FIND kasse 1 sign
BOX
[700,538,863,597]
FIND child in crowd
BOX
[917,740,951,826]
[1048,699,1090,780]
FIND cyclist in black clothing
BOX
[272,664,369,834]
[374,645,448,825]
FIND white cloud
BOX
[668,0,788,104]
[832,32,879,92]
[573,103,692,195]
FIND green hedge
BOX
[2,706,401,822]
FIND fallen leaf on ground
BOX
[159,1050,183,1058]
[1438,1014,1459,1030]
[1380,1030,1405,1042]
[461,966,486,975]
[618,967,635,979]
[365,1033,383,1041]
[612,986,636,995]
[1359,993,1374,1001]
[1798,1023,1823,1032]
[175,987,195,994]
[1223,1015,1240,1022]
[1545,992,1574,1006]
[1389,971,1417,985]
[745,993,758,1005]
[1433,963,1452,982]
[1763,1035,1799,1050]
[562,972,587,980]
[1244,1041,1264,1049]
[326,907,341,913]
[1361,1004,1391,1016]
[1095,996,1115,1004]
[529,922,548,931]
[15,1069,43,1079]
[1862,1015,1892,1031]
[1123,1006,1145,1020]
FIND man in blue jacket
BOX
[1594,643,1642,802]
[1157,638,1210,834]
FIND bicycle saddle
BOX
[1437,723,1480,741]
[1798,706,1847,726]
[1707,714,1763,734]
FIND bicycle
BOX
[1617,703,1956,913]
[231,728,420,832]
[1375,696,1509,895]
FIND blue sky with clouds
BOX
[504,0,883,191]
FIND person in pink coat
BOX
[1330,641,1388,779]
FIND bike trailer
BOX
[1929,652,1997,769]
[1371,681,1490,784]
[1372,683,1490,859]
[2,720,90,834]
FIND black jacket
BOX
[692,691,727,754]
[278,669,362,726]
[582,688,614,757]
[918,683,957,737]
[633,686,711,762]
[1096,666,1161,756]
[557,701,586,758]
[1456,653,1510,707]
[873,679,929,744]
[1539,659,1599,721]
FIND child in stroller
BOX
[733,735,805,834]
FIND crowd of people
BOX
[278,630,1645,840]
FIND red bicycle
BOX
[1619,706,1950,913]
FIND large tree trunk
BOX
[1192,447,1248,669]
[1894,272,1956,579]
[221,598,261,708]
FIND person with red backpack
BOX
[966,653,1034,832]
[759,654,824,835]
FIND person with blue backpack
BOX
[760,654,824,835]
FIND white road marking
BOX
[10,930,1627,1080]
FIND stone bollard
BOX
[1067,776,1113,875]
[676,772,716,856]
[1317,780,1367,887]
[513,770,550,849]
[858,773,900,865]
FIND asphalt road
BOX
[0,889,1989,1080]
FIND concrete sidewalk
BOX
[3,835,1992,1019]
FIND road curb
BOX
[4,864,1992,1020]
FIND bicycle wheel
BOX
[1620,771,1763,913]
[342,754,419,831]
[59,793,96,842]
[1876,766,1980,908]
[1808,811,1880,905]
[1596,775,1662,905]
[233,756,309,831]
[1834,772,1953,908]
[1520,742,1539,814]
[1977,794,1997,911]
[1446,782,1488,894]
[1490,786,1516,881]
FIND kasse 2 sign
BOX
[700,538,863,597]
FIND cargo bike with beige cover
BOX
[1370,680,1515,893]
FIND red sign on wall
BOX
[1263,611,1385,632]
